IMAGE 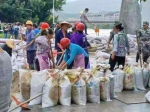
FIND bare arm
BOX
[26,40,35,48]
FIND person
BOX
[0,46,12,111]
[20,23,26,37]
[22,20,36,70]
[54,22,60,34]
[9,24,14,38]
[136,21,150,63]
[109,23,130,71]
[13,23,19,39]
[55,21,72,65]
[33,23,40,36]
[107,21,120,49]
[1,39,16,57]
[80,8,90,35]
[58,38,89,70]
[70,22,91,68]
[3,24,8,38]
[35,28,54,71]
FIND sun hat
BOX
[6,39,16,49]
[59,21,72,28]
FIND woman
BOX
[58,38,89,70]
[1,39,16,57]
[70,22,91,68]
[35,28,54,71]
[109,23,130,71]
[55,21,72,65]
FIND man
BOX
[107,21,120,49]
[55,21,72,65]
[22,20,36,70]
[136,21,150,63]
[80,8,90,35]
[33,23,40,36]
[55,22,60,35]
[13,23,19,39]
[3,24,8,38]
[0,46,12,111]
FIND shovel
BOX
[9,93,43,112]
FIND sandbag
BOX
[59,76,71,106]
[145,91,150,102]
[19,69,34,101]
[113,67,125,92]
[42,77,58,107]
[143,66,150,88]
[86,75,100,103]
[109,75,116,99]
[124,66,134,90]
[133,67,146,91]
[29,70,48,106]
[71,77,86,105]
[96,51,110,59]
[100,77,111,101]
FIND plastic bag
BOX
[143,67,150,88]
[86,75,100,103]
[113,66,125,92]
[109,75,116,99]
[133,67,146,91]
[29,70,48,106]
[145,91,150,102]
[59,75,71,106]
[124,66,134,90]
[100,77,111,101]
[42,77,58,107]
[19,69,34,101]
[71,77,86,105]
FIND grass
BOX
[0,33,3,38]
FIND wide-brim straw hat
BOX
[6,39,16,49]
[59,21,72,28]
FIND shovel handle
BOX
[9,93,43,112]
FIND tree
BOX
[0,0,66,23]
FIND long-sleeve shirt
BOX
[112,31,130,57]
[35,36,50,55]
[0,51,12,112]
[55,29,70,52]
[63,43,88,65]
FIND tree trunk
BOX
[120,0,141,35]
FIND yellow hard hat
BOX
[26,20,33,25]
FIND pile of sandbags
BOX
[86,34,137,53]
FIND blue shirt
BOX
[63,43,88,65]
[34,28,40,36]
[26,30,36,51]
[55,29,70,52]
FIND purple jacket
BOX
[70,32,85,48]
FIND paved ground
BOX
[17,90,150,112]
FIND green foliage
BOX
[0,0,66,23]
[138,0,146,2]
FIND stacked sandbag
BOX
[29,70,48,106]
[71,75,86,105]
[86,75,100,103]
[113,65,125,92]
[145,91,150,102]
[59,75,72,106]
[42,76,59,107]
[19,69,35,102]
[100,76,111,101]
[143,63,150,88]
[124,65,134,90]
[133,65,146,91]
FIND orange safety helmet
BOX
[74,21,81,28]
[40,22,50,30]
[76,23,85,31]
[60,38,70,49]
